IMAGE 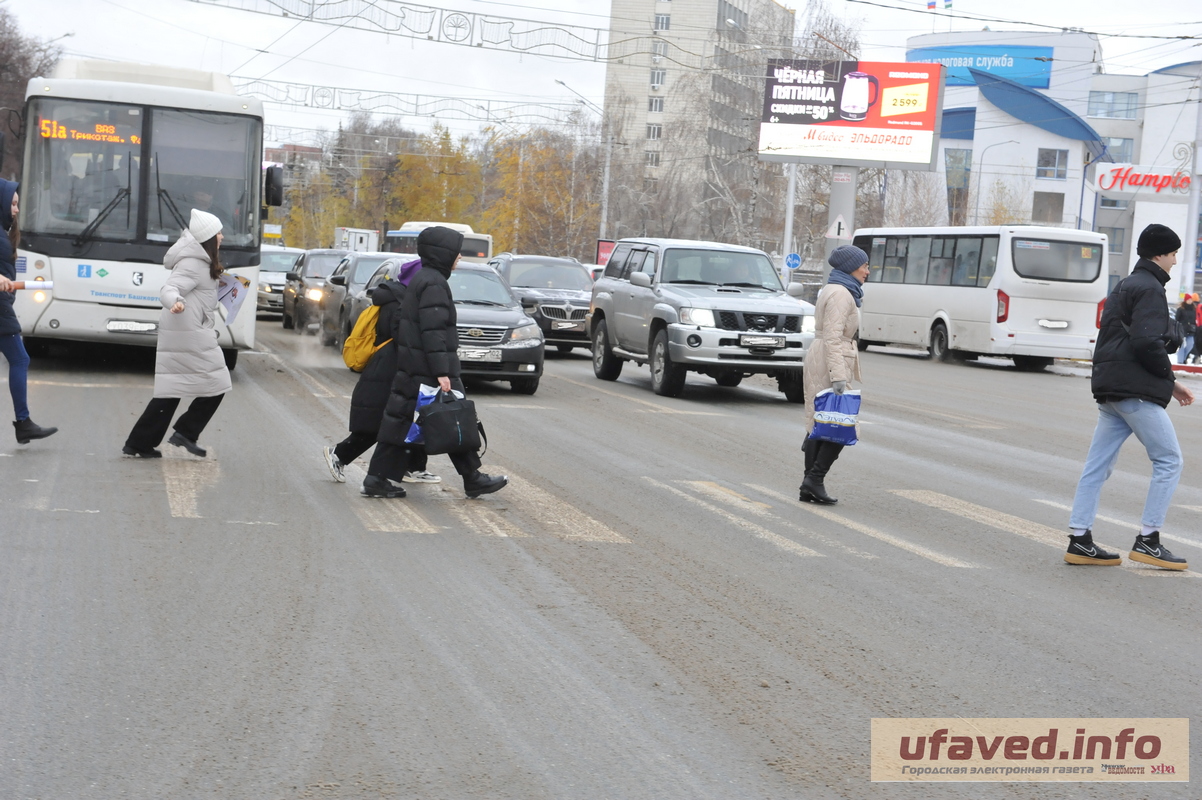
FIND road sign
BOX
[826,214,853,240]
[785,253,801,270]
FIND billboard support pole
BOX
[824,165,859,282]
[1183,65,1202,296]
[782,162,797,283]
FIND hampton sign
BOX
[1096,164,1193,203]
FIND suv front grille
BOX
[457,325,507,345]
[716,311,801,333]
[540,305,588,321]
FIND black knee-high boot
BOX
[800,437,843,504]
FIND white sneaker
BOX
[323,445,345,483]
[403,470,442,484]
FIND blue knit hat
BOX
[829,244,868,273]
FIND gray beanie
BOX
[829,244,868,273]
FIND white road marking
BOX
[1035,499,1202,551]
[342,464,440,534]
[894,491,1200,577]
[683,481,877,559]
[553,374,729,416]
[25,380,151,388]
[643,476,821,558]
[872,398,1002,429]
[161,456,221,519]
[50,508,100,514]
[503,472,630,543]
[746,484,975,568]
[226,520,280,526]
[427,488,531,538]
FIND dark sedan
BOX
[283,249,348,333]
[451,264,544,394]
[488,254,594,354]
[319,251,394,347]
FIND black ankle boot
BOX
[14,417,57,444]
[463,470,507,498]
[799,475,837,505]
[168,430,206,457]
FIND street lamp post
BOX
[556,79,612,242]
[973,140,1019,225]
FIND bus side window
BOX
[977,237,1000,286]
[928,238,953,285]
[905,237,931,284]
[883,237,907,283]
[952,237,982,286]
[860,236,886,282]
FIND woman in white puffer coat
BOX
[123,209,231,458]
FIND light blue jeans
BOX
[1178,335,1194,364]
[1070,398,1182,530]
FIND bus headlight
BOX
[680,307,716,327]
[801,314,815,333]
[33,291,46,303]
[305,288,324,302]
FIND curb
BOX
[1172,364,1202,375]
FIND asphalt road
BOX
[2,322,1200,799]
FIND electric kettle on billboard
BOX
[840,72,880,121]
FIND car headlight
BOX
[680,307,716,327]
[801,314,816,333]
[305,288,324,301]
[509,321,543,341]
[260,284,272,293]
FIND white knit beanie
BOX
[189,209,222,243]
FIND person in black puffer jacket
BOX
[1065,223,1193,571]
[320,259,438,484]
[363,226,507,499]
[1174,294,1197,365]
[0,179,57,445]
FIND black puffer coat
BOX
[347,280,402,434]
[0,179,21,337]
[1175,301,1197,336]
[377,227,464,446]
[1092,259,1177,407]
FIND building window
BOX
[646,151,661,167]
[648,97,664,113]
[1098,226,1125,254]
[650,69,666,88]
[646,124,662,140]
[1101,137,1134,163]
[651,40,668,60]
[644,177,659,194]
[1088,91,1139,119]
[654,14,670,31]
[1099,196,1128,209]
[717,0,748,32]
[1036,148,1069,180]
[1032,191,1065,224]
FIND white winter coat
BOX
[153,230,232,398]
[803,282,862,432]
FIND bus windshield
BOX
[1011,239,1103,282]
[24,97,261,248]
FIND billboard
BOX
[758,59,944,170]
[1096,164,1193,204]
[907,45,1054,88]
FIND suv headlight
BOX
[680,307,716,327]
[801,314,815,333]
[509,321,543,341]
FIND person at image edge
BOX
[1065,223,1192,570]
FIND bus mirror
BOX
[265,165,284,206]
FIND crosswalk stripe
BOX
[683,481,877,559]
[893,490,1200,577]
[1035,499,1202,552]
[425,487,531,538]
[161,456,221,519]
[746,484,976,568]
[643,476,822,558]
[502,472,630,543]
[343,464,440,534]
[552,374,727,416]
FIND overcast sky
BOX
[7,0,1201,143]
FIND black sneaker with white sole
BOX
[1064,530,1122,566]
[1129,532,1188,570]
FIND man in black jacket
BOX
[1066,224,1192,570]
[363,226,507,499]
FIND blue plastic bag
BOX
[405,384,464,444]
[810,388,861,446]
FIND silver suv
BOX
[587,238,815,401]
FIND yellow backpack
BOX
[342,305,392,372]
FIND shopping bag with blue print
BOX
[810,388,861,446]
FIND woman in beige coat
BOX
[800,245,869,505]
[123,209,231,458]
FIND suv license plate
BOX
[458,347,502,362]
[107,320,157,333]
[739,334,784,348]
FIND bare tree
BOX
[0,7,63,179]
[883,171,947,227]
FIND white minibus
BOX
[383,221,493,264]
[15,60,282,368]
[851,226,1108,370]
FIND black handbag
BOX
[417,390,483,455]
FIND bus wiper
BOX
[155,158,188,230]
[73,158,132,246]
[458,299,508,306]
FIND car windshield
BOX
[352,256,390,285]
[260,252,299,272]
[661,249,782,289]
[507,261,592,290]
[449,270,516,306]
[304,254,343,278]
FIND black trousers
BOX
[368,441,480,484]
[334,432,427,472]
[803,435,844,482]
[126,395,224,450]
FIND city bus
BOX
[851,226,1109,370]
[383,221,493,264]
[15,60,283,368]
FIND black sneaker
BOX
[1130,532,1188,570]
[463,471,507,499]
[361,475,406,498]
[1064,530,1121,566]
[122,444,162,458]
[168,431,206,458]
